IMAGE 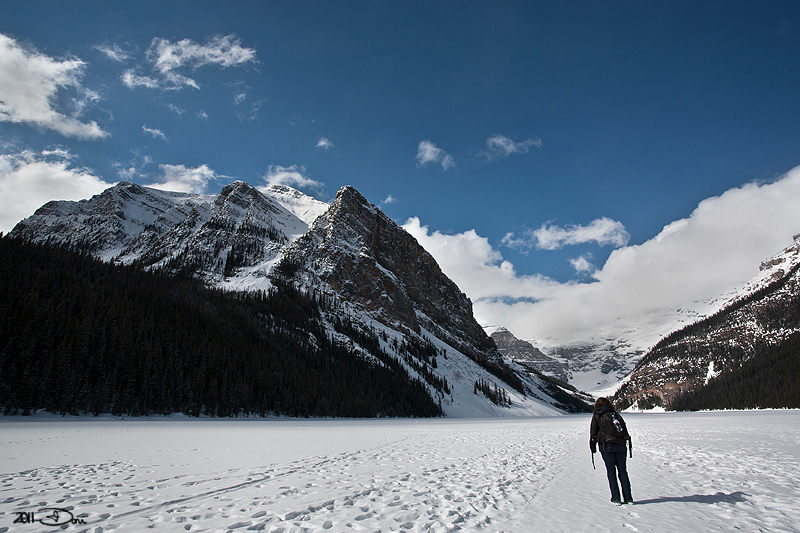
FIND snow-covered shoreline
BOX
[2,411,799,532]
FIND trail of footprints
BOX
[1,423,583,532]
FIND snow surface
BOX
[2,411,799,532]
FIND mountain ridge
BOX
[9,181,587,417]
[613,236,800,410]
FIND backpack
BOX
[599,411,629,444]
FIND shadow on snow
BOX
[634,491,748,506]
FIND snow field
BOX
[1,411,799,532]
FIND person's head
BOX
[594,397,615,413]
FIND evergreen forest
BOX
[0,237,443,418]
[668,332,800,411]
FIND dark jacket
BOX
[590,404,631,452]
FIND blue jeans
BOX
[600,444,632,502]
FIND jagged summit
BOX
[10,180,325,289]
[286,184,495,360]
[9,180,588,416]
[488,327,570,383]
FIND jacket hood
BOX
[594,404,614,416]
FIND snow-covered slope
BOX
[10,182,582,417]
[539,242,797,396]
[11,181,329,293]
[613,236,800,409]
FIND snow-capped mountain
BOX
[484,325,570,383]
[10,182,585,417]
[539,282,751,396]
[10,181,329,293]
[285,186,495,362]
[613,236,800,410]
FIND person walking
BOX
[590,397,633,505]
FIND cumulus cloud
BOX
[381,194,397,206]
[122,34,257,91]
[406,165,800,351]
[569,255,595,274]
[480,134,541,161]
[416,140,455,170]
[0,33,108,139]
[503,217,631,251]
[148,163,223,194]
[403,217,557,304]
[0,149,115,233]
[316,137,334,150]
[260,165,325,194]
[142,124,167,141]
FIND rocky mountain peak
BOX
[489,328,569,383]
[288,185,495,358]
[7,181,588,416]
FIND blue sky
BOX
[3,1,800,348]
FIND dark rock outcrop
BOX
[285,186,496,360]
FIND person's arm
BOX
[618,412,632,456]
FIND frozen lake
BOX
[2,411,799,532]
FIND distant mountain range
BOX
[11,180,797,414]
[613,236,800,410]
[7,182,591,417]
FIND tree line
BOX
[0,237,442,418]
[668,333,800,411]
[614,260,800,411]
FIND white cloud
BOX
[149,164,223,194]
[166,103,185,116]
[416,140,455,170]
[0,33,108,139]
[142,124,167,141]
[123,34,257,91]
[112,151,154,181]
[381,194,397,206]
[121,70,161,89]
[0,149,115,233]
[233,91,247,105]
[480,134,541,160]
[150,34,256,73]
[95,43,132,63]
[405,165,800,351]
[230,80,250,105]
[259,165,325,193]
[236,99,263,121]
[569,255,595,274]
[316,137,334,150]
[503,217,631,251]
[403,217,557,303]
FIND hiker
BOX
[590,397,633,505]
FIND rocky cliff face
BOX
[9,182,199,258]
[10,181,580,416]
[614,237,800,410]
[489,327,570,382]
[10,181,328,289]
[284,186,496,361]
